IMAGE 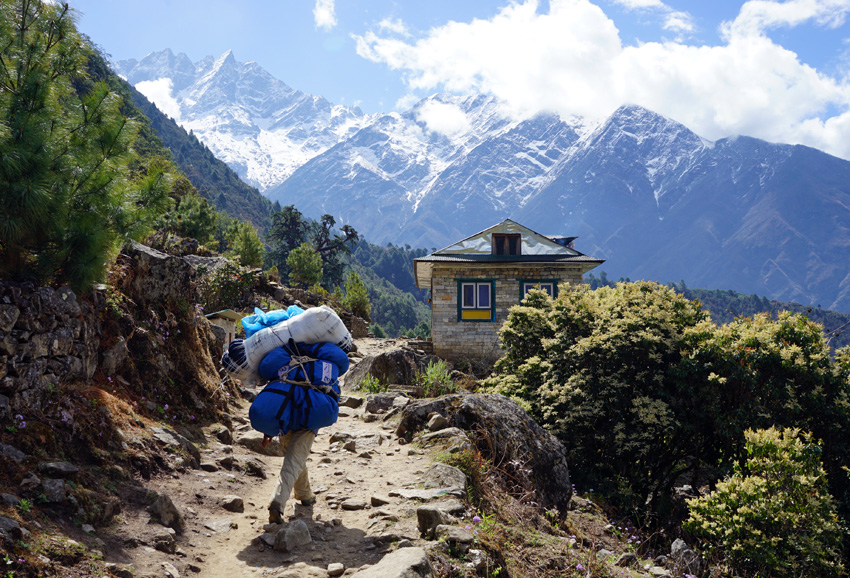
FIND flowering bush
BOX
[685,427,844,578]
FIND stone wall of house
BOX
[429,264,584,364]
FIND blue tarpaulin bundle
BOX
[241,305,305,338]
[248,341,348,435]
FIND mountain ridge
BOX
[117,49,850,313]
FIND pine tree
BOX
[0,1,171,291]
[287,242,322,289]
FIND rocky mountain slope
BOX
[114,49,369,192]
[117,50,850,312]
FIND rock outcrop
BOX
[346,348,442,387]
[397,393,572,517]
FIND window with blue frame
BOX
[519,279,558,300]
[457,279,496,321]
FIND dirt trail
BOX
[113,338,438,578]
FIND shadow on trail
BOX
[232,503,392,573]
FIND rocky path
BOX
[109,339,448,578]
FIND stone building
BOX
[413,219,604,363]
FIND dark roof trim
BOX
[414,254,605,264]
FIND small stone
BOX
[339,396,363,409]
[221,495,244,513]
[147,493,184,531]
[199,462,218,472]
[274,520,312,552]
[216,456,236,470]
[340,499,368,511]
[243,458,267,479]
[162,562,180,578]
[204,518,234,534]
[104,563,134,578]
[0,493,20,507]
[81,524,95,534]
[41,479,67,503]
[38,461,80,479]
[370,495,391,507]
[327,562,345,576]
[342,440,357,452]
[426,414,449,431]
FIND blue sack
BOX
[241,305,305,338]
[249,378,340,435]
[249,341,346,435]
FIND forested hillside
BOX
[128,88,276,233]
[587,272,850,349]
[349,241,431,337]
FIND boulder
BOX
[0,516,23,544]
[119,242,198,306]
[148,493,184,531]
[346,348,442,388]
[353,547,433,578]
[398,394,572,518]
[221,495,244,513]
[37,461,79,479]
[365,393,408,415]
[150,427,201,467]
[422,463,467,492]
[274,520,312,552]
[41,479,67,503]
[416,500,465,538]
[435,524,475,546]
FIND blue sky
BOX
[70,0,850,159]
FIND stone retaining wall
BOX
[0,282,99,420]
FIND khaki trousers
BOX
[270,429,315,508]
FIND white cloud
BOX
[135,78,181,121]
[396,92,420,111]
[355,0,850,160]
[378,17,410,37]
[663,11,694,33]
[611,0,694,33]
[611,0,666,8]
[724,0,850,38]
[313,0,337,31]
[416,100,471,135]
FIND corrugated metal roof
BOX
[414,254,604,263]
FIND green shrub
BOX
[197,263,257,313]
[359,374,388,394]
[417,360,456,398]
[287,242,322,288]
[342,271,371,321]
[486,281,850,524]
[370,323,387,338]
[685,427,844,578]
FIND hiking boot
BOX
[300,496,316,507]
[268,501,283,524]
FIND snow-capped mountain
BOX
[114,49,369,190]
[120,50,850,313]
